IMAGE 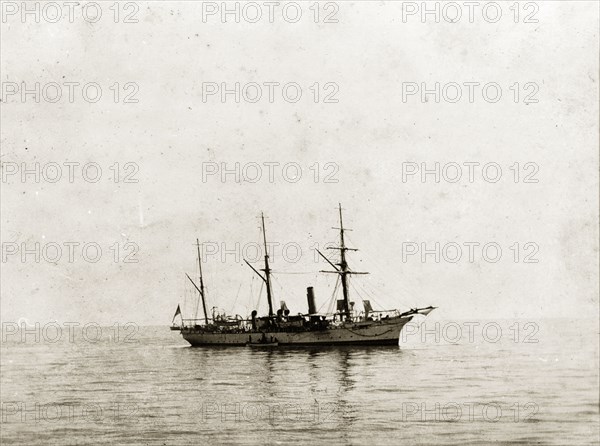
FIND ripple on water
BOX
[1,320,597,445]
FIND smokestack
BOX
[306,287,317,314]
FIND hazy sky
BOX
[1,1,598,325]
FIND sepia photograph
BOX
[1,1,599,445]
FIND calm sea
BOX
[1,318,598,445]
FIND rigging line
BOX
[348,280,365,302]
[244,279,252,315]
[355,281,391,311]
[255,279,264,312]
[272,275,303,309]
[352,278,377,301]
[183,276,189,319]
[318,274,340,313]
[354,272,412,309]
[324,292,332,315]
[229,283,243,315]
[343,234,414,305]
[350,280,384,310]
[316,288,332,313]
[328,288,337,314]
[327,279,339,315]
[328,276,341,314]
[365,276,413,307]
[272,274,284,289]
[345,233,411,289]
[271,271,314,275]
[323,293,334,315]
[271,276,284,304]
[362,280,411,310]
[186,277,199,317]
[362,289,388,311]
[250,276,256,311]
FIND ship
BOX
[171,204,435,346]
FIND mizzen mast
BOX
[185,239,209,325]
[196,239,209,324]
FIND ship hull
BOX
[180,316,413,347]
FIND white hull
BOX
[181,316,413,346]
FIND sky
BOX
[1,1,598,326]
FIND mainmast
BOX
[317,203,368,321]
[244,212,275,317]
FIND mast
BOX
[261,213,275,317]
[195,239,209,324]
[317,203,368,321]
[244,212,274,318]
[337,204,351,319]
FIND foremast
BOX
[318,203,368,321]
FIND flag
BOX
[172,304,182,323]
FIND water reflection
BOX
[240,345,404,435]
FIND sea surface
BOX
[1,318,598,445]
